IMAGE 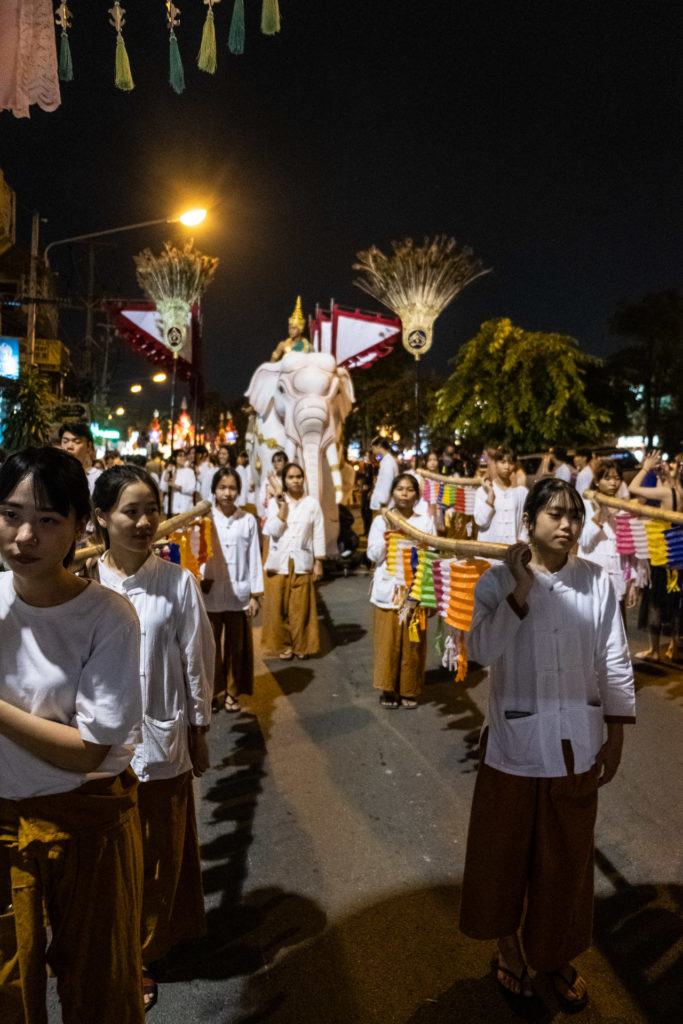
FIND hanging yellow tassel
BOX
[666,569,680,594]
[261,0,280,35]
[455,635,468,682]
[197,0,218,74]
[109,3,134,91]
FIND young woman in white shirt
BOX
[160,449,196,516]
[0,447,145,1022]
[474,445,528,546]
[460,478,635,1013]
[579,459,638,619]
[367,473,435,709]
[92,465,214,1012]
[201,468,264,713]
[261,462,325,659]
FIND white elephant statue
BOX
[244,352,355,557]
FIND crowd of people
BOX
[0,422,672,1018]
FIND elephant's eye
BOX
[277,384,285,393]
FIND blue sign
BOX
[0,337,20,380]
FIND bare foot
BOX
[495,935,534,998]
[634,648,660,662]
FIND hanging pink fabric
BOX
[0,0,61,118]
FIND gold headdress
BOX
[288,295,305,330]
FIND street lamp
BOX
[42,208,207,267]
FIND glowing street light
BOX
[130,384,142,393]
[178,208,207,227]
[152,372,167,383]
[115,407,125,416]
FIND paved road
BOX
[49,570,682,1022]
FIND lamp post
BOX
[42,208,207,392]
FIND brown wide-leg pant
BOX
[0,768,145,1024]
[459,743,599,972]
[261,561,319,656]
[208,609,254,700]
[137,771,206,965]
[372,606,427,697]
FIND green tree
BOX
[345,347,445,451]
[432,318,609,451]
[610,290,683,449]
[0,367,53,451]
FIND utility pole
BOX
[25,211,40,366]
[83,244,96,380]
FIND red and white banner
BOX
[310,304,401,369]
[102,300,198,380]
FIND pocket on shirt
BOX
[564,704,605,769]
[497,712,540,770]
[141,710,186,770]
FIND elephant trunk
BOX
[301,437,322,501]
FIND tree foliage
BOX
[432,318,609,451]
[610,289,683,449]
[344,347,445,451]
[0,367,54,452]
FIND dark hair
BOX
[272,450,287,463]
[523,478,585,538]
[594,459,622,483]
[421,450,439,467]
[172,448,187,459]
[59,420,94,446]
[371,435,391,450]
[238,449,249,459]
[92,465,161,549]
[390,472,420,497]
[194,444,208,459]
[211,467,241,495]
[281,462,304,493]
[491,444,516,462]
[0,447,91,567]
[575,447,592,461]
[552,446,570,464]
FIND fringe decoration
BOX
[115,33,135,91]
[228,0,245,54]
[58,33,74,81]
[169,32,186,93]
[198,8,217,73]
[261,0,280,35]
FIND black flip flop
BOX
[549,965,589,1014]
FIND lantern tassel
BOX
[115,33,135,91]
[58,33,74,82]
[169,32,185,94]
[261,0,280,36]
[228,0,245,54]
[198,9,217,73]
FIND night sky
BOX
[1,1,681,411]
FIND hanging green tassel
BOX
[261,0,280,36]
[198,9,217,73]
[58,33,73,82]
[115,33,135,91]
[169,32,185,93]
[228,0,245,55]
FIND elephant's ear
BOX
[337,368,355,418]
[245,363,280,417]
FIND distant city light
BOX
[130,384,142,393]
[152,372,167,382]
[115,407,125,416]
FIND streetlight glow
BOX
[130,384,142,393]
[152,372,167,383]
[115,407,125,416]
[178,208,207,227]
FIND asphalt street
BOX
[47,569,682,1023]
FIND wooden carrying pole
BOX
[382,508,507,560]
[415,468,481,486]
[583,489,683,526]
[72,500,212,569]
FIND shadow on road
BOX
[594,848,683,1024]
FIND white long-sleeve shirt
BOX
[98,554,214,782]
[579,503,635,602]
[235,464,251,507]
[369,452,399,510]
[575,465,594,494]
[367,509,435,609]
[196,462,216,502]
[468,557,635,778]
[473,482,528,544]
[160,466,197,514]
[263,495,325,574]
[202,508,264,611]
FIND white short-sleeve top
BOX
[0,575,142,800]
